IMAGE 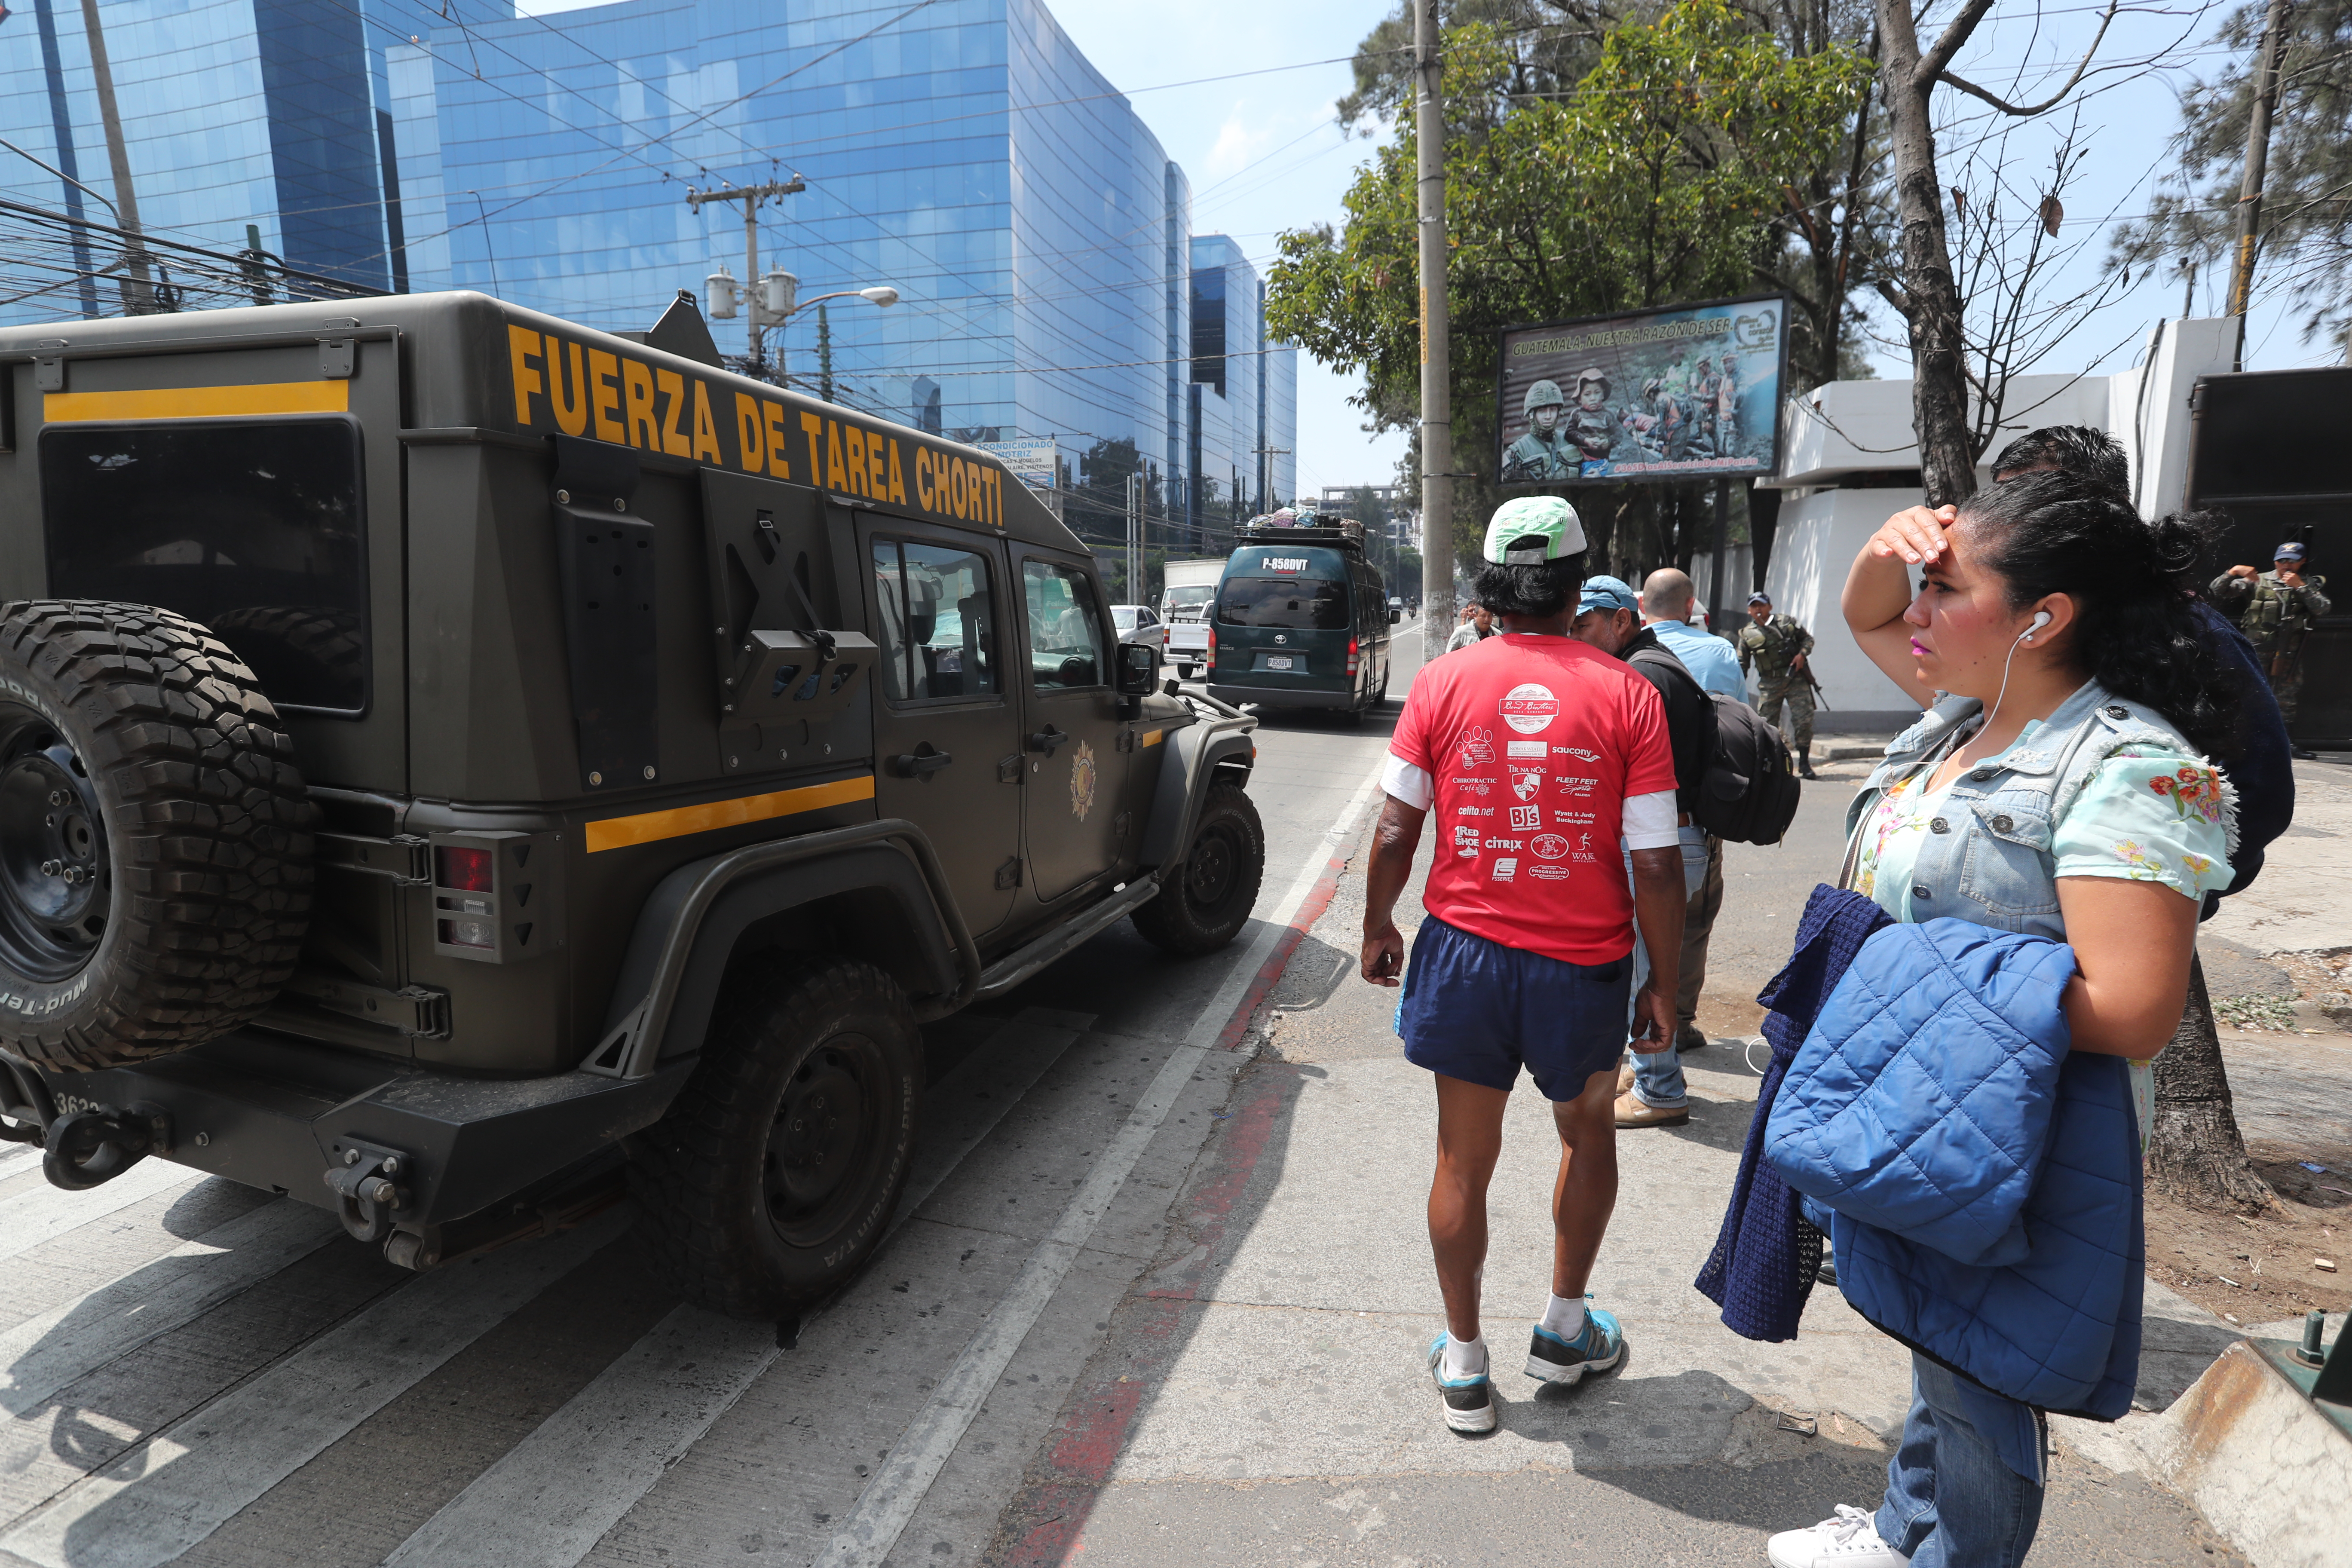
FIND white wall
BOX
[1761,488,1930,729]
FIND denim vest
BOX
[1843,680,2215,941]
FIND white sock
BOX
[1441,1331,1486,1379]
[1542,1293,1587,1339]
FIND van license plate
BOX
[1266,655,1293,671]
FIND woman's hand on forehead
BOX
[1868,504,1960,568]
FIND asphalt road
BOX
[0,623,1433,1568]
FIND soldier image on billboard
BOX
[1626,378,1706,463]
[1500,379,1577,481]
[1714,357,1740,455]
[1693,358,1722,452]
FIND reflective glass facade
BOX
[0,0,1295,553]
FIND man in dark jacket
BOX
[1571,575,1715,1129]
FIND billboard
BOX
[977,436,1059,490]
[1494,294,1790,485]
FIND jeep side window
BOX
[872,540,998,702]
[40,417,368,713]
[1023,561,1106,689]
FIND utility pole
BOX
[2226,0,2293,371]
[1413,0,1455,632]
[77,0,154,313]
[687,178,804,377]
[1125,472,1143,605]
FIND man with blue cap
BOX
[2212,541,2330,746]
[1357,495,1684,1435]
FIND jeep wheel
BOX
[1133,781,1265,956]
[0,602,313,1072]
[630,956,922,1319]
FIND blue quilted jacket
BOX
[1762,918,2144,1420]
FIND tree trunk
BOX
[1871,0,1977,508]
[2146,955,2274,1213]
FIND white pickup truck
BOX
[1159,557,1225,674]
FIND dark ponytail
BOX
[1960,472,2250,758]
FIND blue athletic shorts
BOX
[1396,916,1632,1102]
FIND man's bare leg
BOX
[1550,1066,1620,1298]
[1428,1073,1511,1342]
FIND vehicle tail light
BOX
[1346,637,1360,676]
[436,846,493,891]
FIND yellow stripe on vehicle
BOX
[585,774,876,853]
[43,380,352,423]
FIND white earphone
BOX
[2020,609,2052,644]
[1987,610,2056,734]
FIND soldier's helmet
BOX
[1573,368,1611,403]
[1523,379,1568,419]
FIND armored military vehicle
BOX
[0,290,1264,1318]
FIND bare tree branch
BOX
[1938,0,2122,115]
[1917,0,1998,83]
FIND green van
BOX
[1203,521,1392,719]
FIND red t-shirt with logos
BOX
[1389,633,1677,965]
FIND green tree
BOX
[1268,0,1870,573]
[2112,0,2352,349]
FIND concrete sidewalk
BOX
[991,807,2250,1566]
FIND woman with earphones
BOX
[1766,470,2250,1568]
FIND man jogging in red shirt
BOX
[1361,495,1686,1434]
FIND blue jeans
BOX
[1876,1354,2046,1568]
[1622,827,1710,1107]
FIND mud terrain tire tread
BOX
[1133,780,1265,957]
[0,601,313,1072]
[629,954,922,1320]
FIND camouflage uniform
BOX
[2210,568,2332,725]
[1739,611,1816,756]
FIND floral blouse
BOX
[1853,732,2235,920]
[1850,730,2233,1149]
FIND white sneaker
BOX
[1766,1504,1910,1568]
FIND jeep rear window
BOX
[1216,577,1349,631]
[40,418,368,713]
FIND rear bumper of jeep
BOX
[12,1031,689,1234]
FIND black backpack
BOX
[1627,644,1802,846]
[1694,692,1802,844]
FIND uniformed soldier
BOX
[1738,591,1818,778]
[2211,542,2331,753]
[1500,380,1576,481]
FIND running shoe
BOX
[1524,1300,1625,1385]
[1425,1333,1497,1433]
[1767,1504,1910,1566]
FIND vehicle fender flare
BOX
[1139,716,1258,873]
[583,820,980,1080]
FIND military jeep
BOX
[0,291,1263,1318]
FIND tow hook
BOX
[323,1141,413,1243]
[43,1102,172,1191]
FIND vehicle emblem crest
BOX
[1069,739,1097,822]
[1274,634,1288,645]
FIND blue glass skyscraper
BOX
[0,0,1295,552]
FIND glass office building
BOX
[0,0,1295,552]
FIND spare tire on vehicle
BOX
[0,601,314,1073]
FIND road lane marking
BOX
[814,749,1391,1568]
[0,1200,341,1411]
[0,1215,619,1568]
[376,1010,1094,1568]
[0,1161,200,1266]
[0,1145,43,1182]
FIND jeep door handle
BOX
[1026,725,1067,757]
[890,749,954,780]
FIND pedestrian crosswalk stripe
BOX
[0,1161,200,1267]
[0,1214,619,1568]
[377,1008,1091,1568]
[0,1200,341,1410]
[0,1145,43,1183]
